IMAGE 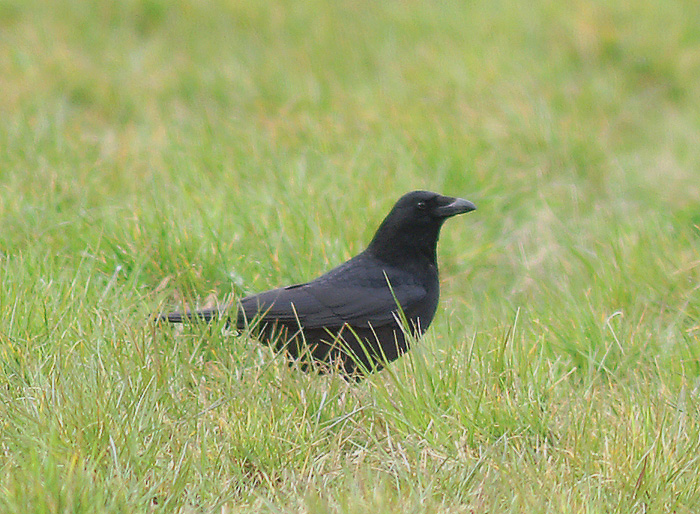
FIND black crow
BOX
[160,190,476,375]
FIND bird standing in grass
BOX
[160,190,476,376]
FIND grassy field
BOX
[1,0,700,511]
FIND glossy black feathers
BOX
[160,190,476,375]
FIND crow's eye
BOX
[416,201,427,211]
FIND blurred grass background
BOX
[1,0,700,512]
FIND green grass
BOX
[1,0,700,511]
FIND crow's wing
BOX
[238,282,426,329]
[237,256,427,330]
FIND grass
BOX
[1,0,700,511]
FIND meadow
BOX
[1,0,700,512]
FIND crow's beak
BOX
[435,197,477,218]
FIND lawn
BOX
[1,0,700,512]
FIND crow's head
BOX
[367,190,476,265]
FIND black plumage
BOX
[160,190,476,375]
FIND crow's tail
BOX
[158,308,223,324]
